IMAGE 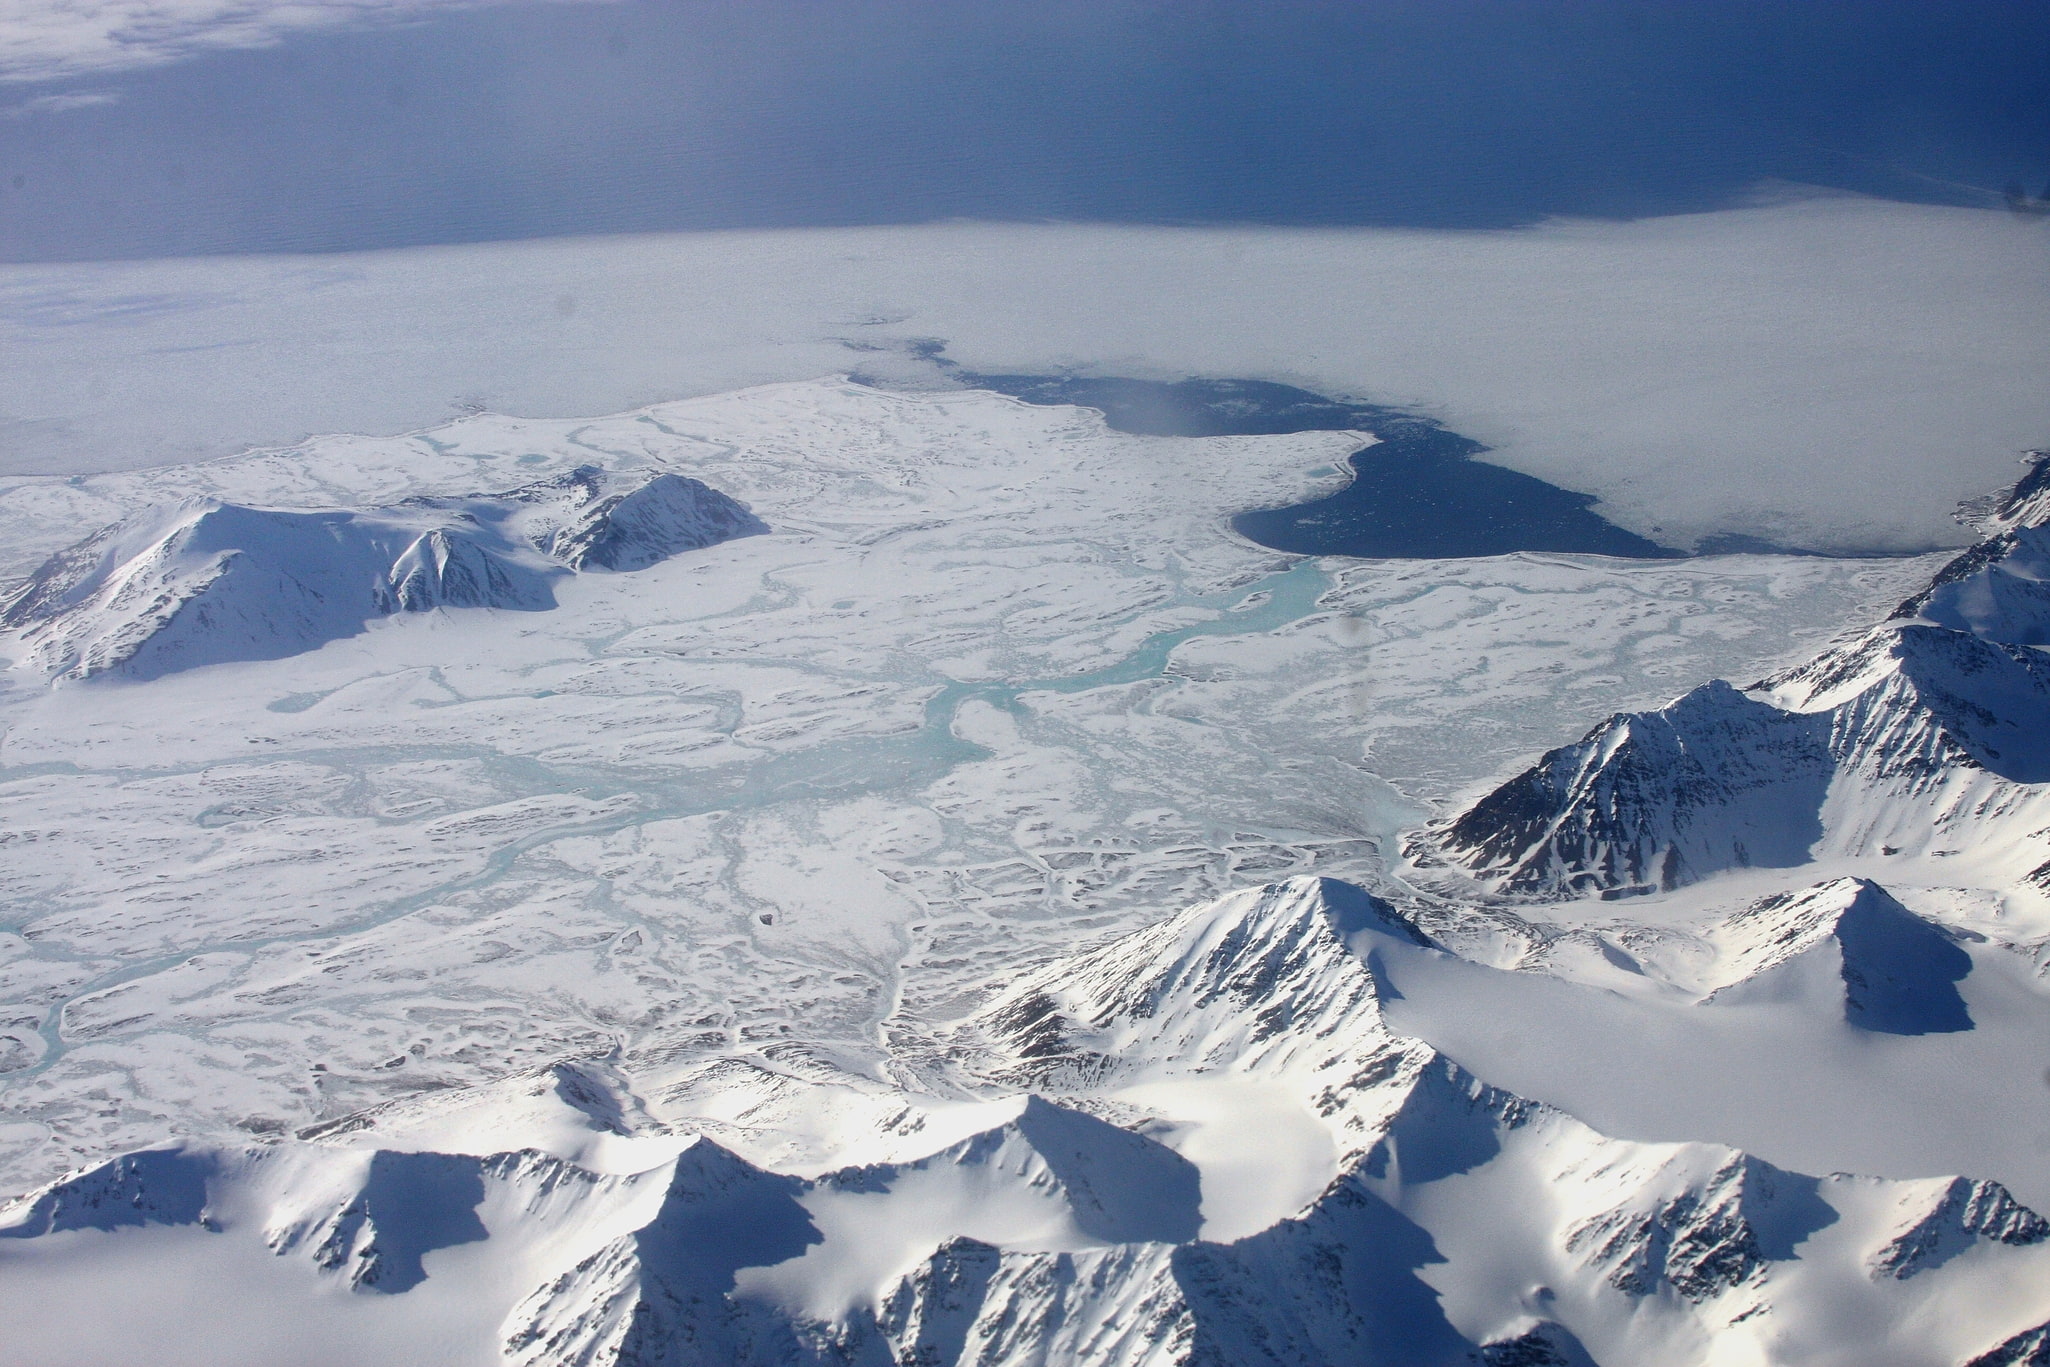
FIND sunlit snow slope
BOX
[1,380,2045,1367]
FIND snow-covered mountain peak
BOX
[1704,878,1975,1034]
[1554,1143,1837,1310]
[1977,449,2050,536]
[822,1094,1203,1248]
[0,1142,220,1239]
[1443,619,2050,899]
[548,471,769,572]
[0,496,458,680]
[1439,679,1832,897]
[1893,523,2050,648]
[0,465,765,680]
[966,877,1426,1088]
[1864,1174,2049,1281]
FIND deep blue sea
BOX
[2,0,2047,261]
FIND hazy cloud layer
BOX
[5,196,2047,556]
[1,87,115,114]
[0,0,594,83]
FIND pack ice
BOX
[0,380,2045,1367]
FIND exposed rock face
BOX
[1966,1322,2050,1367]
[1442,680,1830,896]
[1563,1153,1833,1304]
[875,1237,1005,1367]
[1869,1177,2050,1280]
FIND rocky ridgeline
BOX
[1437,452,2050,901]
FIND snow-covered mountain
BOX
[0,466,764,680]
[3,877,2044,1367]
[2,382,2045,1367]
[547,471,769,573]
[1700,878,1975,1033]
[1438,454,2050,899]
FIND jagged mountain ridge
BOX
[5,876,2045,1367]
[0,466,765,680]
[1437,452,2050,898]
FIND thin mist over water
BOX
[6,203,2048,554]
[2,0,2047,261]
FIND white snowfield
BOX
[0,378,2046,1366]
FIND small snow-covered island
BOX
[2,466,767,680]
[1,377,2047,1367]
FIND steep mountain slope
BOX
[548,472,769,572]
[1895,525,2050,646]
[0,466,764,680]
[1439,680,1831,896]
[1438,454,2050,897]
[1703,878,1975,1034]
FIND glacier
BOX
[0,377,2046,1365]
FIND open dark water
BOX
[3,0,2048,261]
[962,375,1679,560]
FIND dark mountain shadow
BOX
[328,1150,491,1293]
[1174,1175,1480,1367]
[1836,888,1975,1035]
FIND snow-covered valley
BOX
[0,378,2044,1366]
